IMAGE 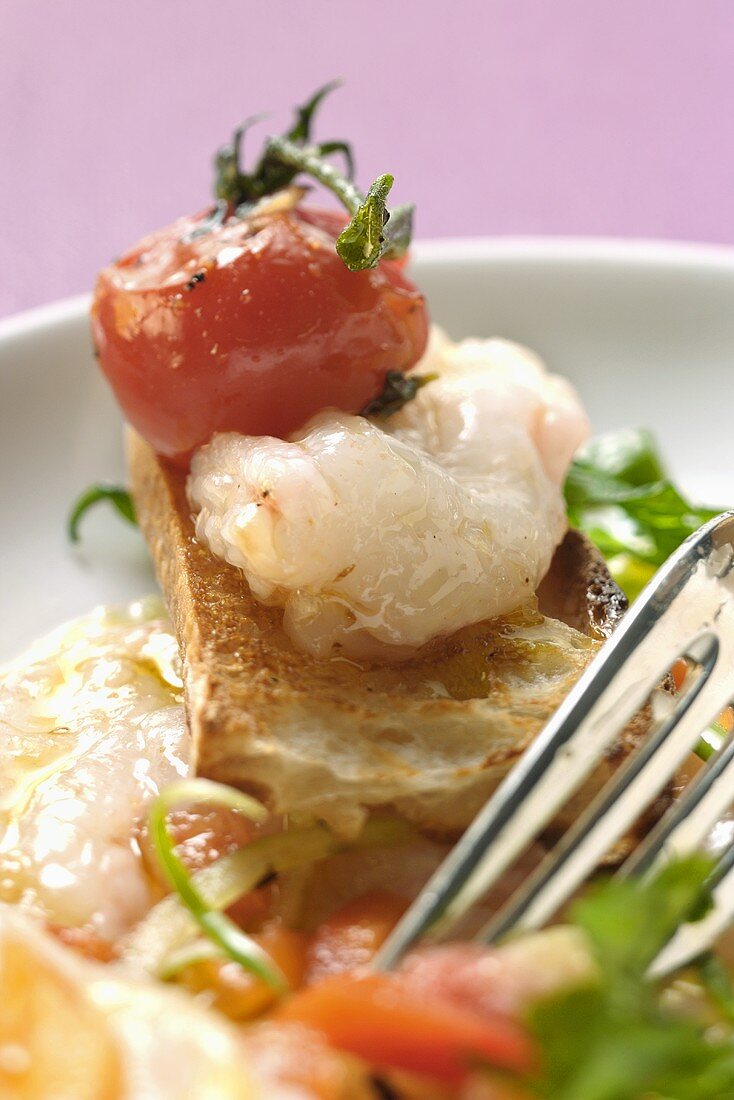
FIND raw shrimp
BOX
[0,599,189,939]
[188,331,590,660]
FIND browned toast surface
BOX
[128,430,642,836]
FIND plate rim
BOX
[3,235,734,339]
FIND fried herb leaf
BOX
[360,371,437,418]
[565,429,723,599]
[382,201,415,260]
[68,484,137,543]
[336,174,394,271]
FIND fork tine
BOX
[615,698,734,979]
[374,512,734,971]
[374,644,669,971]
[650,843,734,978]
[478,658,734,943]
[623,713,734,881]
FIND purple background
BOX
[3,0,734,317]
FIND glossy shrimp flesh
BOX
[0,599,189,939]
[188,330,590,660]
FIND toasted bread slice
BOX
[128,429,646,837]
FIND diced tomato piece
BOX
[278,973,535,1083]
[671,658,688,692]
[182,922,308,1021]
[306,891,407,983]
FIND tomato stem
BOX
[266,136,364,216]
[208,84,414,271]
[267,137,412,271]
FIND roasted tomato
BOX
[92,201,428,465]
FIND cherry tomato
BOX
[92,203,429,465]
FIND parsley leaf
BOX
[527,857,734,1100]
[531,996,734,1100]
[573,856,713,977]
[698,952,734,1024]
[565,429,723,600]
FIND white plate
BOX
[1,237,733,662]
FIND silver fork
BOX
[375,511,734,976]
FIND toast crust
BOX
[128,429,644,836]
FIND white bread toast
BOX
[128,429,650,838]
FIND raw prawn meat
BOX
[188,331,590,660]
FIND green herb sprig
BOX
[565,429,723,600]
[68,484,137,543]
[210,82,414,271]
[147,778,288,994]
